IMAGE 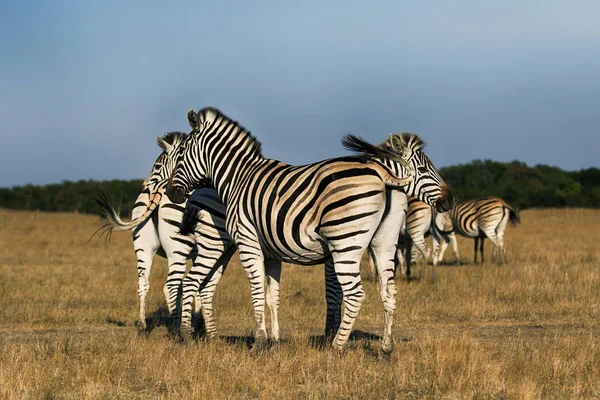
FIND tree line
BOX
[1,160,598,216]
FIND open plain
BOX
[0,208,599,398]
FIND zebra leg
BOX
[136,248,157,331]
[197,245,235,338]
[180,265,203,338]
[132,220,161,332]
[369,245,398,354]
[395,237,408,277]
[158,209,195,333]
[192,292,204,336]
[367,190,403,354]
[473,238,479,264]
[487,236,503,264]
[181,244,235,339]
[265,259,282,342]
[236,242,269,350]
[163,254,188,333]
[369,213,403,354]
[449,233,460,265]
[405,239,413,279]
[410,236,429,265]
[330,250,366,352]
[324,259,343,339]
[366,246,377,280]
[494,212,510,264]
[480,238,485,264]
[410,235,429,279]
[433,235,447,266]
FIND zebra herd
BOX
[394,196,520,278]
[96,107,518,354]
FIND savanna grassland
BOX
[0,208,599,399]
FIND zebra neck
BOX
[206,138,265,205]
[378,158,412,192]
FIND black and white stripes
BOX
[166,107,453,352]
[94,132,233,335]
[448,197,520,263]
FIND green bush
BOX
[0,161,598,214]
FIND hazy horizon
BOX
[2,1,599,188]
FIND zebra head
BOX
[166,109,217,204]
[387,133,453,212]
[141,131,189,191]
[342,133,453,212]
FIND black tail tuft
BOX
[509,207,520,226]
[91,186,120,222]
[341,134,398,160]
[87,186,120,244]
[179,205,200,236]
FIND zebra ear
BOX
[187,109,201,131]
[156,136,173,153]
[388,134,407,156]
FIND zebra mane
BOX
[391,133,427,152]
[195,107,263,157]
[161,131,188,146]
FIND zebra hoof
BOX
[135,319,146,330]
[270,335,280,344]
[180,325,194,341]
[135,320,149,337]
[250,337,268,355]
[381,340,394,355]
[330,342,347,356]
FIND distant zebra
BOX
[166,107,453,353]
[430,207,459,266]
[94,132,234,336]
[396,197,458,278]
[394,198,460,278]
[445,197,520,263]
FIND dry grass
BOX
[0,208,599,399]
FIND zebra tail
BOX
[342,134,398,160]
[342,134,413,187]
[179,205,201,236]
[504,202,521,226]
[92,185,163,232]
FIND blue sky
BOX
[1,0,599,187]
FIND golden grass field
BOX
[1,208,599,399]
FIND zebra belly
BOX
[259,234,330,265]
[456,225,480,238]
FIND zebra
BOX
[94,132,234,336]
[445,197,520,264]
[93,132,424,342]
[394,198,460,278]
[166,107,453,353]
[430,207,460,266]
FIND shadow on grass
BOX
[435,259,463,266]
[136,306,175,337]
[309,330,383,350]
[219,335,255,349]
[105,317,126,327]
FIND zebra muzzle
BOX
[165,186,187,204]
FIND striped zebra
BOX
[445,197,520,264]
[430,208,459,266]
[395,198,460,277]
[166,107,453,353]
[94,132,234,336]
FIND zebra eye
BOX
[417,166,428,173]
